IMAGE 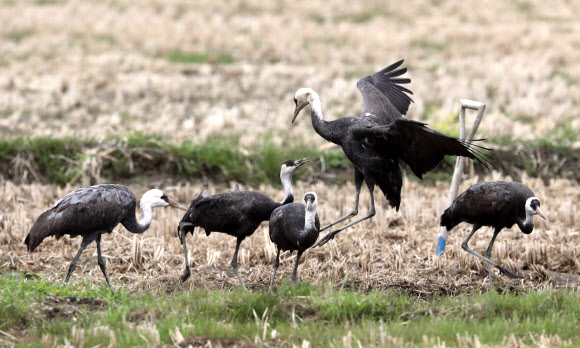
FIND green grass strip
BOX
[0,133,349,186]
[0,132,577,187]
[1,274,579,347]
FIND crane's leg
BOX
[64,234,96,284]
[95,234,114,293]
[231,236,247,291]
[268,248,281,293]
[291,250,304,288]
[462,225,523,279]
[485,228,502,288]
[320,168,364,232]
[179,223,194,282]
[315,179,376,247]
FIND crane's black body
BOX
[294,60,492,247]
[442,181,536,233]
[268,193,320,290]
[178,191,288,287]
[178,159,309,288]
[25,184,179,291]
[269,203,320,252]
[26,185,137,251]
[441,181,544,286]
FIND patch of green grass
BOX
[410,38,448,51]
[0,133,349,186]
[420,101,441,121]
[168,50,235,64]
[550,69,577,85]
[515,1,532,14]
[34,0,63,5]
[335,7,391,23]
[5,29,34,43]
[1,129,577,186]
[2,275,580,347]
[168,50,211,64]
[93,33,117,45]
[308,13,326,24]
[430,113,461,138]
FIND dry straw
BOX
[1,173,577,295]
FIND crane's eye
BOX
[161,194,168,201]
[294,98,297,106]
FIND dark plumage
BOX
[178,158,310,288]
[268,192,320,291]
[25,184,185,291]
[440,181,546,286]
[292,60,493,247]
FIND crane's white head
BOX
[293,88,319,123]
[280,158,310,180]
[304,191,318,211]
[141,189,187,211]
[525,197,546,220]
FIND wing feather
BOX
[353,119,493,179]
[357,60,414,125]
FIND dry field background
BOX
[1,173,578,295]
[0,0,579,148]
[0,0,579,294]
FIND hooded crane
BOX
[440,181,546,287]
[268,192,320,291]
[292,60,492,247]
[25,184,186,291]
[178,158,310,289]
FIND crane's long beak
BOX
[295,157,311,167]
[169,199,187,211]
[292,100,309,124]
[536,207,546,220]
[306,201,312,210]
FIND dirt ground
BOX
[1,174,578,296]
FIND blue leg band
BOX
[436,236,446,257]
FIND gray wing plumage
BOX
[25,184,135,251]
[442,181,535,229]
[180,190,278,238]
[353,118,493,179]
[357,60,414,125]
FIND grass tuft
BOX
[168,50,235,64]
[5,29,34,43]
[1,275,579,347]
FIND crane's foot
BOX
[181,268,191,282]
[314,231,338,248]
[497,266,524,279]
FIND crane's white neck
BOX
[122,202,153,234]
[310,96,323,121]
[135,203,154,233]
[520,209,535,232]
[304,208,317,234]
[280,172,294,204]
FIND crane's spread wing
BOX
[357,60,414,125]
[353,118,493,179]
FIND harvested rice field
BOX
[0,0,579,347]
